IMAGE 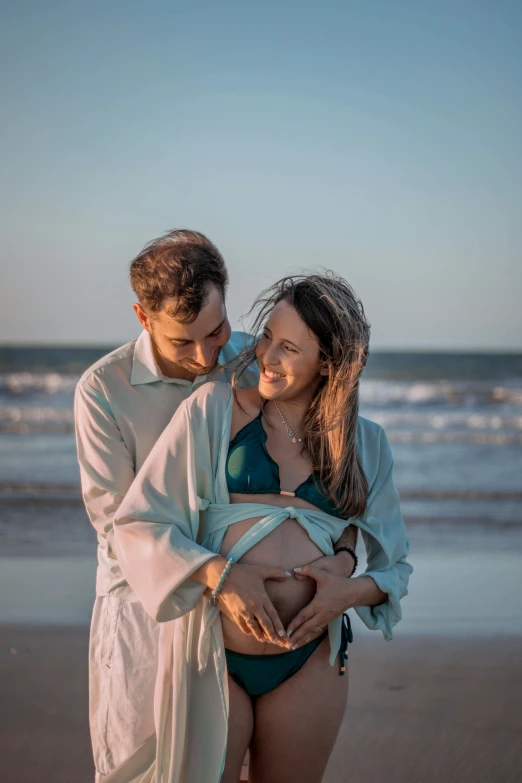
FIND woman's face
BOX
[256,299,324,403]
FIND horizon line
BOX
[0,341,521,356]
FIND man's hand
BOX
[286,563,357,649]
[217,563,293,648]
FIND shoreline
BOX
[1,522,521,633]
[1,491,521,560]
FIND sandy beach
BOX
[1,625,521,783]
[1,495,522,782]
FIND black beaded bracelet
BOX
[333,546,358,577]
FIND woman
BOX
[109,273,412,783]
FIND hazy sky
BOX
[1,1,521,349]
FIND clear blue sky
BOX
[1,0,521,349]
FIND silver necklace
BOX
[273,401,303,444]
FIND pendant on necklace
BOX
[273,401,302,444]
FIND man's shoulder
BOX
[221,331,255,360]
[77,339,137,394]
[219,331,259,386]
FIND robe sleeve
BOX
[354,426,413,640]
[113,383,231,622]
[74,378,136,551]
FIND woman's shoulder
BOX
[233,384,262,414]
[356,415,392,470]
[357,414,384,442]
[229,385,262,439]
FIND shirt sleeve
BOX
[74,379,136,562]
[354,427,413,640]
[113,385,229,622]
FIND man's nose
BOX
[194,343,215,367]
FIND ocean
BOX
[1,345,521,524]
[0,344,521,631]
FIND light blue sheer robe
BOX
[108,381,412,783]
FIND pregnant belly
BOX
[219,493,325,655]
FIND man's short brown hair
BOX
[129,229,229,323]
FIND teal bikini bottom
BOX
[225,613,353,698]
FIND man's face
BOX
[134,285,231,380]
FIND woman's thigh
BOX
[249,636,349,783]
[221,671,255,783]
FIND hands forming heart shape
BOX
[218,552,357,650]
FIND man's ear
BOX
[133,302,151,332]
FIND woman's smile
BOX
[260,364,287,383]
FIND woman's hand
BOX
[297,551,356,579]
[217,563,293,647]
[285,564,357,648]
[286,566,388,648]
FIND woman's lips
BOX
[260,368,286,383]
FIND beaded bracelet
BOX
[209,557,235,607]
[333,546,358,577]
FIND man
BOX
[74,229,357,781]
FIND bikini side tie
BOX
[339,612,353,675]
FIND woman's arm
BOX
[287,425,412,645]
[329,524,358,576]
[113,395,222,621]
[354,426,412,638]
[294,524,358,578]
[113,384,292,644]
[345,574,387,606]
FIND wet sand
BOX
[1,625,521,783]
[0,625,92,783]
[1,506,521,781]
[326,633,522,783]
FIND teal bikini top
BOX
[226,411,344,519]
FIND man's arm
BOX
[74,379,135,570]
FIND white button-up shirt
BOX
[74,329,257,598]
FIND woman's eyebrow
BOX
[265,326,300,350]
[283,338,300,349]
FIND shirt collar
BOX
[130,329,226,387]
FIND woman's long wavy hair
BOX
[234,272,371,520]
